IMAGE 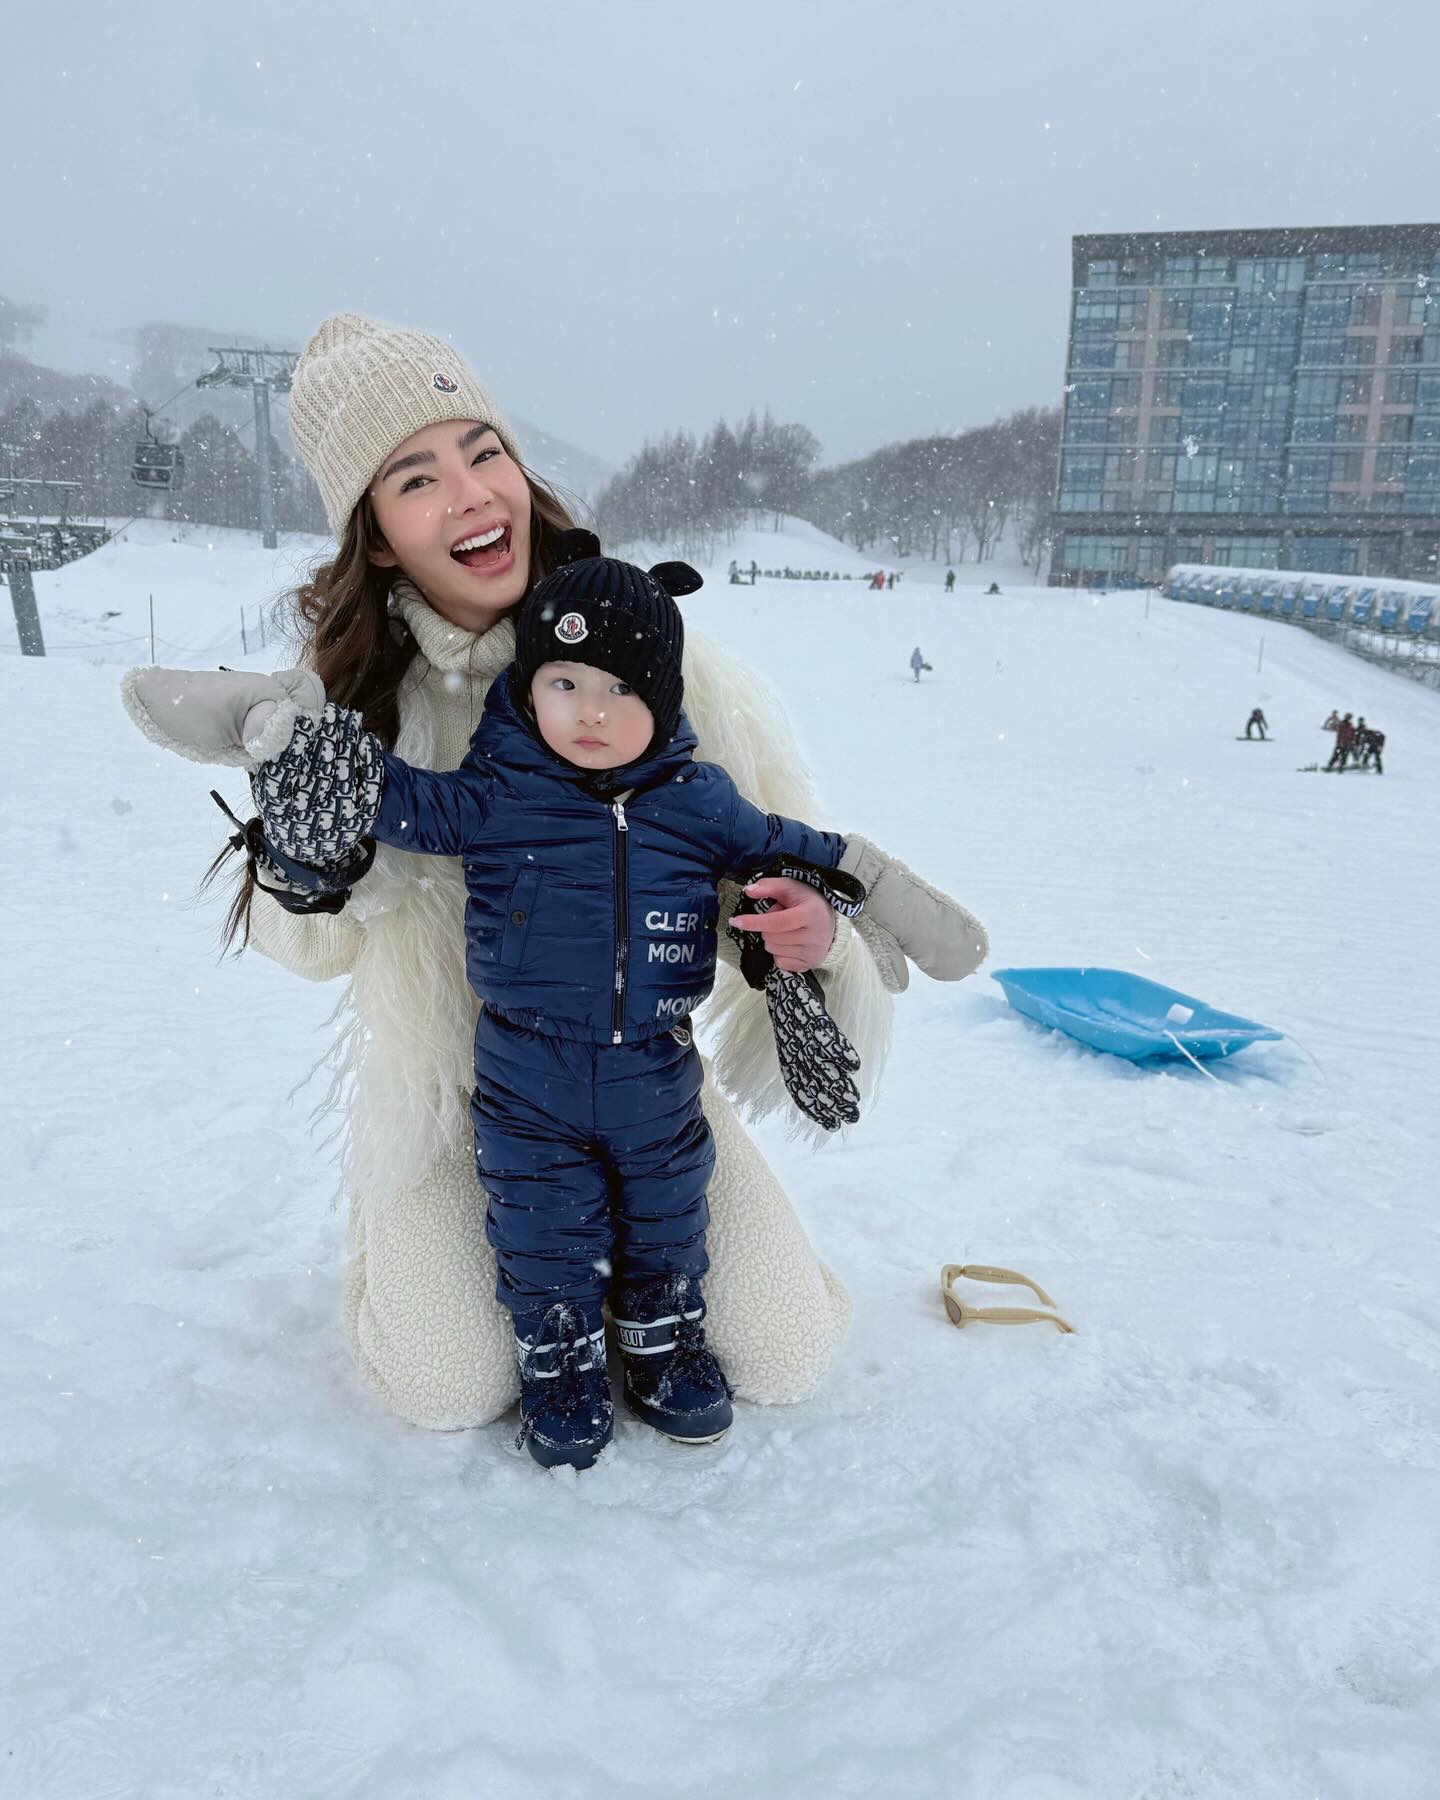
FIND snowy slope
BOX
[4,529,1440,1799]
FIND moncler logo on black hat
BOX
[555,611,588,645]
[432,372,458,393]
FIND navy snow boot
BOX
[612,1275,734,1445]
[513,1300,613,1471]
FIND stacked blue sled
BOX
[992,967,1283,1064]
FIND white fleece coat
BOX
[248,580,893,1429]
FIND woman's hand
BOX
[728,877,837,974]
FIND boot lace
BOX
[516,1302,604,1449]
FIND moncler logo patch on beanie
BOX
[514,529,703,753]
[288,312,521,537]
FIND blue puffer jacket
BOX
[372,668,846,1045]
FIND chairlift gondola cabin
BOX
[132,440,185,493]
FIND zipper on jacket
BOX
[611,797,630,1043]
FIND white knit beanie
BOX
[288,312,521,538]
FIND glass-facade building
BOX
[1051,225,1440,586]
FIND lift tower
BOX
[196,347,299,549]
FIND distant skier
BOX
[886,573,896,591]
[1325,712,1356,771]
[1322,709,1340,732]
[944,569,956,593]
[728,559,741,586]
[1363,725,1385,774]
[1244,707,1268,740]
[871,571,886,592]
[985,581,1001,595]
[749,560,759,584]
[909,646,932,683]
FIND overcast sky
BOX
[8,0,1440,468]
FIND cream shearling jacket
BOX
[248,580,893,1430]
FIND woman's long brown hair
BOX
[207,464,579,949]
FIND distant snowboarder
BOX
[909,647,933,683]
[886,573,896,591]
[944,569,956,593]
[1363,725,1385,774]
[985,581,1001,595]
[1244,707,1268,740]
[1325,712,1356,771]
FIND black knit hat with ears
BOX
[514,529,703,751]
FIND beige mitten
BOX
[120,665,326,771]
[839,833,988,994]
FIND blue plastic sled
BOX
[991,967,1283,1063]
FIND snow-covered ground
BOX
[4,520,1439,1798]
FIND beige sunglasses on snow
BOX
[940,1264,1076,1334]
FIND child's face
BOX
[530,661,656,770]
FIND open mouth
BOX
[450,523,511,570]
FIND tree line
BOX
[3,382,1059,573]
[0,395,326,535]
[595,404,1060,572]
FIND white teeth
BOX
[452,525,506,554]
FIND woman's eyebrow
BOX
[380,425,494,483]
[380,447,435,483]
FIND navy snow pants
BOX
[471,1008,715,1316]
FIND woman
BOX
[236,312,899,1431]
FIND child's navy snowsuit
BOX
[369,668,846,1319]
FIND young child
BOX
[124,535,987,1471]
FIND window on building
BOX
[1296,374,1341,410]
[1163,256,1197,284]
[1195,256,1233,286]
[1338,374,1372,407]
[1235,258,1305,294]
[1342,334,1378,364]
[1349,290,1382,326]
[1330,451,1364,483]
[1299,335,1347,366]
[1293,535,1361,572]
[1059,534,1133,573]
[1386,372,1419,404]
[1387,333,1423,364]
[1157,337,1190,367]
[1303,298,1349,332]
[1334,414,1369,443]
[1086,259,1119,288]
[1393,292,1431,327]
[1379,414,1413,443]
[1161,293,1190,328]
[1211,535,1279,566]
[1374,450,1409,484]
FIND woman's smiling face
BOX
[367,422,533,632]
